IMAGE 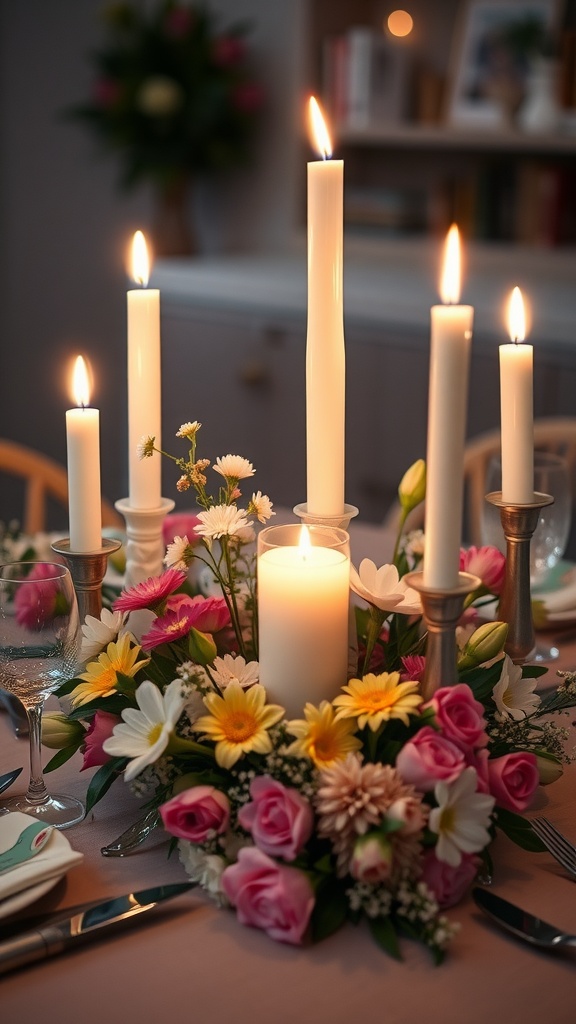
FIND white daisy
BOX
[164,534,195,571]
[429,767,495,867]
[176,421,201,439]
[492,654,540,721]
[194,504,253,544]
[80,608,128,662]
[103,678,186,782]
[247,491,275,523]
[213,455,255,481]
[211,654,260,689]
[350,559,422,616]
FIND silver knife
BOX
[472,887,576,950]
[0,882,195,974]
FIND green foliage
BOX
[495,807,546,851]
[85,757,127,815]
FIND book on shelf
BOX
[322,26,411,130]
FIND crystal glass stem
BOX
[25,698,50,805]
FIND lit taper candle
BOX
[66,355,102,551]
[500,286,534,503]
[423,225,474,589]
[306,96,345,518]
[127,230,161,509]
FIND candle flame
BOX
[439,224,461,304]
[131,230,150,287]
[299,525,312,556]
[72,355,91,408]
[507,286,526,343]
[308,96,332,159]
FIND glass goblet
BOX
[0,561,84,828]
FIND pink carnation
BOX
[81,710,120,771]
[400,654,426,682]
[113,568,187,613]
[163,513,202,547]
[487,752,540,812]
[14,562,63,630]
[421,850,481,909]
[396,726,466,791]
[238,776,313,861]
[426,684,488,751]
[160,786,230,842]
[460,546,505,595]
[221,847,314,945]
[141,594,230,651]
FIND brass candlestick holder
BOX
[404,571,481,700]
[486,491,554,663]
[51,537,122,624]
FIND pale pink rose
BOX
[400,654,426,682]
[487,752,540,812]
[238,776,313,861]
[350,833,394,883]
[221,847,314,945]
[14,562,63,630]
[396,726,466,791]
[427,684,488,750]
[459,546,505,595]
[386,796,427,835]
[421,849,481,909]
[468,747,490,794]
[81,710,120,771]
[160,785,230,842]
[162,513,202,547]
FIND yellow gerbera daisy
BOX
[193,680,284,769]
[70,634,149,707]
[333,672,423,731]
[286,701,362,770]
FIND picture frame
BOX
[446,0,561,128]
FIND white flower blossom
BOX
[176,421,201,439]
[103,679,186,782]
[350,559,422,616]
[492,654,540,721]
[213,455,255,481]
[137,435,155,460]
[211,654,260,690]
[247,491,275,524]
[164,534,194,570]
[194,504,253,545]
[429,767,495,868]
[178,842,227,901]
[80,608,129,661]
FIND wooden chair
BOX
[0,438,123,534]
[385,417,576,546]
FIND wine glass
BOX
[0,561,84,828]
[481,451,572,662]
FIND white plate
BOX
[0,872,64,920]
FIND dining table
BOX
[1,519,576,1024]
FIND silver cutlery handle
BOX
[0,926,64,975]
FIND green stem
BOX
[222,539,247,660]
[362,607,386,675]
[391,508,409,568]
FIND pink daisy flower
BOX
[113,568,187,613]
[141,594,231,651]
[401,654,426,682]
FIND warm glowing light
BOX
[439,224,461,304]
[387,10,413,37]
[308,96,332,159]
[507,286,526,343]
[72,355,91,408]
[131,229,150,286]
[299,525,312,555]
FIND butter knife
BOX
[472,887,576,950]
[0,882,195,974]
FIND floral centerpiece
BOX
[44,422,576,962]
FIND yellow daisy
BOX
[333,672,423,731]
[286,701,362,770]
[70,634,149,708]
[193,680,284,769]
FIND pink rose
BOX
[14,562,64,630]
[427,684,488,750]
[238,776,313,861]
[221,847,314,945]
[163,513,201,547]
[160,785,230,842]
[396,726,466,791]
[421,850,481,909]
[386,796,427,835]
[350,833,393,883]
[460,546,505,595]
[81,710,120,771]
[487,752,540,812]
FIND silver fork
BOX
[531,817,576,880]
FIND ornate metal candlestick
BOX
[51,537,122,624]
[404,571,481,700]
[486,490,553,663]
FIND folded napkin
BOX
[0,811,83,903]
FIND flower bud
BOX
[188,627,218,666]
[458,620,508,671]
[41,713,85,750]
[535,753,563,786]
[350,832,394,884]
[398,460,426,513]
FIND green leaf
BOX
[55,676,84,697]
[43,741,82,773]
[310,878,348,943]
[495,807,546,851]
[368,915,403,960]
[85,757,126,814]
[66,695,132,720]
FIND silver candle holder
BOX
[404,570,481,700]
[486,490,553,663]
[51,537,122,624]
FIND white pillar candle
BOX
[500,287,534,504]
[306,96,345,518]
[424,225,474,590]
[66,355,102,552]
[128,230,162,509]
[258,524,350,717]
